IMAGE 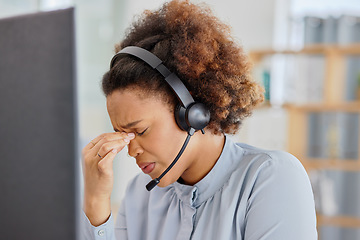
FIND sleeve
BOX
[244,152,318,240]
[79,211,116,240]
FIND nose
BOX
[127,137,143,158]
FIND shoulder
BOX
[236,143,307,177]
[233,145,317,239]
[209,139,316,238]
[239,142,299,163]
[224,142,312,196]
[233,144,314,203]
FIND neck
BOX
[180,131,225,185]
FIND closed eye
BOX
[137,128,148,136]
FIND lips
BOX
[137,162,155,174]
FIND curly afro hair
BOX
[102,0,264,135]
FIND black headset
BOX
[110,46,210,136]
[110,46,211,191]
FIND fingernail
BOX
[112,149,117,153]
[124,138,130,143]
[127,133,135,138]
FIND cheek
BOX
[143,118,186,162]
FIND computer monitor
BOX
[0,8,78,240]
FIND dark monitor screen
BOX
[0,8,78,240]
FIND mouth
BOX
[137,162,156,174]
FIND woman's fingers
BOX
[81,131,136,225]
[82,133,107,153]
[95,132,135,159]
[97,148,118,175]
[83,132,134,156]
[95,139,128,164]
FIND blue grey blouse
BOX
[82,136,318,239]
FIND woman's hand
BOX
[82,132,135,226]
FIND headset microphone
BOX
[110,46,210,191]
[146,128,194,191]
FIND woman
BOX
[81,1,317,239]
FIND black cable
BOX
[146,132,192,191]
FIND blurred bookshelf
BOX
[249,42,360,239]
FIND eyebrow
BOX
[114,119,143,132]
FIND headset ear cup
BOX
[175,103,211,132]
[174,105,190,132]
[186,103,210,131]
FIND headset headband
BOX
[110,46,194,108]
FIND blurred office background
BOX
[0,0,359,239]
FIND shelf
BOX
[284,102,360,112]
[254,101,271,109]
[249,43,360,61]
[250,43,360,237]
[256,102,360,112]
[317,215,360,229]
[303,159,360,172]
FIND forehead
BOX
[106,89,169,129]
